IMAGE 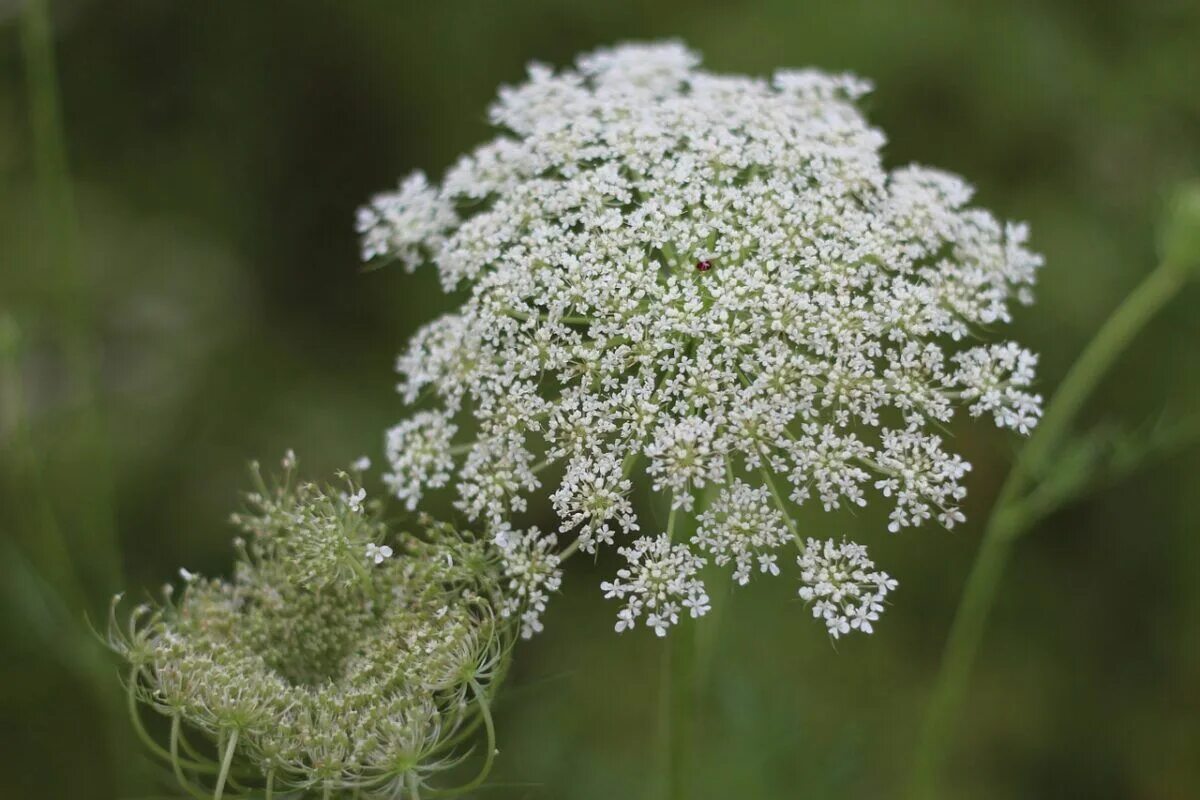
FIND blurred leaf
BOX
[1158,180,1200,274]
[0,536,111,693]
[1016,413,1200,533]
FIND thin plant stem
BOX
[759,466,801,544]
[213,729,238,800]
[908,255,1193,799]
[133,693,217,774]
[167,714,214,800]
[659,502,697,800]
[665,602,696,800]
[436,678,497,796]
[690,481,727,697]
[170,716,190,791]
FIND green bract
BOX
[110,462,512,799]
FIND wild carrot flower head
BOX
[110,459,513,798]
[362,41,1043,638]
[797,538,898,639]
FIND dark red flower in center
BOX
[695,260,713,272]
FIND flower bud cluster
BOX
[111,461,511,798]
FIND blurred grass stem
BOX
[17,1,133,793]
[909,253,1194,798]
[21,0,122,596]
[1,319,85,613]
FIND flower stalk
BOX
[909,239,1198,798]
[663,615,697,800]
[659,504,696,800]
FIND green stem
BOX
[213,728,238,800]
[908,256,1192,799]
[127,671,217,774]
[427,706,485,756]
[170,715,191,790]
[438,678,497,795]
[664,613,696,800]
[691,480,728,696]
[21,0,78,272]
[660,502,696,800]
[759,466,801,544]
[167,715,213,800]
[1017,257,1192,480]
[557,537,584,561]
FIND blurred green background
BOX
[2,1,1199,798]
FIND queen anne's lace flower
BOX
[363,41,1043,637]
[383,410,457,511]
[601,534,711,637]
[696,480,792,585]
[494,524,563,638]
[357,171,456,265]
[798,538,898,638]
[551,451,638,554]
[365,541,393,564]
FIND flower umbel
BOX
[493,523,563,638]
[798,538,898,639]
[601,533,711,637]
[364,41,1043,637]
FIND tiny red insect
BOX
[695,260,713,272]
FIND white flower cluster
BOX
[494,525,563,638]
[368,41,1042,637]
[696,480,792,585]
[798,538,898,639]
[383,410,457,511]
[601,534,711,637]
[357,172,456,265]
[551,451,638,553]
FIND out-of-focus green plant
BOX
[18,0,120,597]
[7,0,132,790]
[909,181,1200,799]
